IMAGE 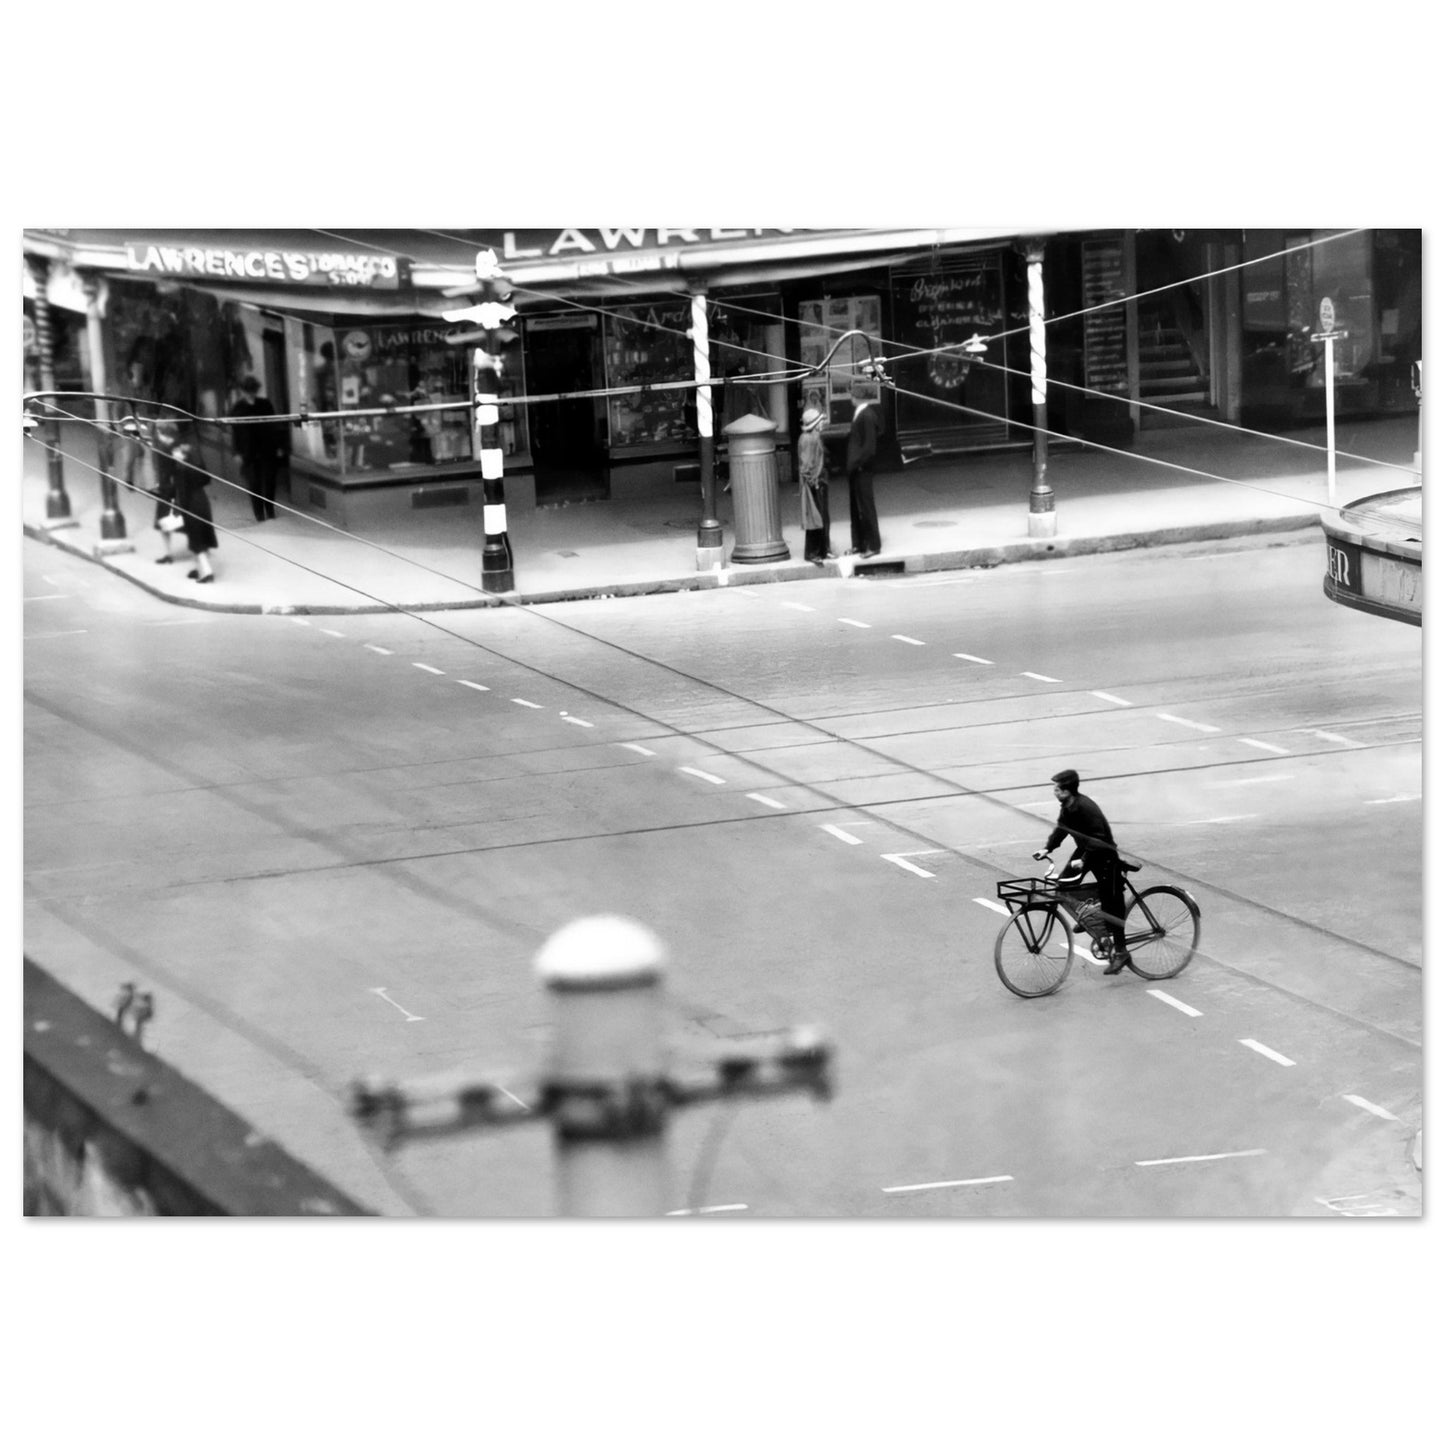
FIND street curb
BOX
[24,513,1323,615]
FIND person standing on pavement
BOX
[167,425,218,584]
[798,405,833,563]
[151,420,185,565]
[845,362,885,557]
[1032,768,1131,973]
[233,376,285,521]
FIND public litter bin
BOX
[723,413,789,564]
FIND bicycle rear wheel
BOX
[1124,886,1201,979]
[995,904,1073,998]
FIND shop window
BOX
[604,301,695,451]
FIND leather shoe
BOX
[1103,949,1131,975]
[196,574,214,584]
[156,556,174,565]
[860,549,880,558]
[187,569,198,579]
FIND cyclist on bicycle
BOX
[1031,768,1131,974]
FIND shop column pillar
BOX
[25,256,76,530]
[1024,239,1056,539]
[82,272,132,552]
[692,288,724,569]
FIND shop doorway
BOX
[1133,232,1216,427]
[525,317,609,504]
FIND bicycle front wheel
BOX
[995,904,1073,998]
[1124,886,1201,979]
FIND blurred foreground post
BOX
[350,916,833,1217]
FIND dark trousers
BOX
[804,481,831,560]
[1084,852,1128,948]
[242,457,279,519]
[848,466,880,553]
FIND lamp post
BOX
[692,287,724,568]
[24,256,76,530]
[1024,239,1056,538]
[81,272,131,550]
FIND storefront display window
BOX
[604,301,694,450]
[798,295,883,429]
[284,317,527,478]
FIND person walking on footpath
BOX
[151,420,185,565]
[1032,768,1131,973]
[167,425,218,584]
[798,405,833,563]
[844,362,885,557]
[233,376,285,521]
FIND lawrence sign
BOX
[124,243,405,289]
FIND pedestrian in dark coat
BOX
[152,421,184,565]
[167,428,218,583]
[798,405,833,562]
[233,376,285,520]
[845,363,885,556]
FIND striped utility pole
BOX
[24,255,76,529]
[469,249,517,593]
[1024,238,1056,538]
[82,272,132,551]
[692,287,723,568]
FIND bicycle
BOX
[992,857,1201,999]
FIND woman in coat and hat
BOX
[166,425,219,584]
[798,406,833,563]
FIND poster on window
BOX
[799,295,882,427]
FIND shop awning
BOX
[188,283,460,320]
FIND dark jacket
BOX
[845,403,884,474]
[234,396,286,463]
[1045,791,1117,860]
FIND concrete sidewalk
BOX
[21,415,1420,614]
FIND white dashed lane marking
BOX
[24,594,70,602]
[413,663,445,675]
[882,1175,1013,1194]
[1021,671,1060,683]
[1241,738,1290,754]
[1364,795,1419,806]
[892,634,925,646]
[319,628,346,638]
[25,631,87,640]
[364,644,393,655]
[1208,774,1292,788]
[1135,1149,1265,1167]
[511,698,542,709]
[954,653,993,665]
[1240,1039,1296,1067]
[1306,729,1363,747]
[747,793,786,809]
[882,852,939,878]
[838,618,871,629]
[666,1204,748,1215]
[781,602,815,612]
[821,825,862,845]
[974,898,1010,916]
[1147,989,1202,1017]
[1343,1095,1401,1121]
[457,680,490,692]
[618,742,656,756]
[1157,712,1220,733]
[1092,691,1132,706]
[679,766,726,785]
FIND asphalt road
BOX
[23,530,1423,1217]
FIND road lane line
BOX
[457,679,490,692]
[882,853,935,878]
[1240,1039,1296,1067]
[1021,671,1060,682]
[1343,1095,1401,1121]
[838,618,871,628]
[667,1203,749,1215]
[1147,989,1202,1017]
[1092,691,1132,706]
[24,594,70,602]
[1363,795,1419,806]
[364,644,393,655]
[882,1175,1013,1194]
[974,898,1011,916]
[953,653,994,665]
[618,742,656,756]
[1135,1149,1266,1167]
[319,628,346,637]
[25,630,88,639]
[821,825,862,844]
[413,663,445,675]
[1208,774,1293,787]
[781,601,815,612]
[746,793,786,809]
[512,698,542,708]
[1164,814,1259,827]
[289,617,312,626]
[1307,729,1363,747]
[1157,712,1220,732]
[892,634,925,645]
[369,987,423,1022]
[560,713,594,727]
[1241,737,1290,754]
[679,766,726,784]
[147,618,210,626]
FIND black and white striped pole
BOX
[23,256,76,530]
[1023,238,1056,539]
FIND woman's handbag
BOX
[158,508,184,533]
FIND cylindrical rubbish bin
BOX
[723,413,789,564]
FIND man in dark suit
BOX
[233,376,286,520]
[845,362,885,556]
